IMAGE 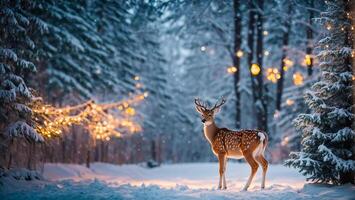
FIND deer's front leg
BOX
[222,156,227,189]
[218,153,226,190]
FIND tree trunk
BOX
[276,2,292,111]
[306,0,314,76]
[61,137,66,163]
[72,126,77,163]
[233,0,242,128]
[255,0,267,131]
[7,138,14,169]
[27,141,34,170]
[151,139,156,161]
[86,150,91,168]
[247,0,256,102]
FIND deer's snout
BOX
[201,119,206,123]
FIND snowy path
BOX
[1,162,354,200]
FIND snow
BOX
[1,162,354,200]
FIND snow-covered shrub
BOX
[0,168,42,181]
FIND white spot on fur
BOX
[258,132,265,142]
[204,121,213,126]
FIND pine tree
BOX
[285,0,354,184]
[0,0,43,142]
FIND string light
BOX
[227,66,237,74]
[134,76,140,81]
[236,50,244,58]
[263,31,268,36]
[125,107,136,116]
[283,66,289,71]
[31,93,146,141]
[264,50,270,56]
[200,46,206,52]
[293,72,304,86]
[326,25,332,30]
[250,63,261,76]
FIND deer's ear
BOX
[213,107,221,114]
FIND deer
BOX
[194,97,268,191]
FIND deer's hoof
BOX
[222,186,227,190]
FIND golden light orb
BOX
[236,50,244,58]
[286,99,295,106]
[283,58,294,67]
[305,54,312,66]
[227,66,238,74]
[250,63,261,76]
[143,92,149,98]
[281,136,289,146]
[266,68,280,83]
[135,83,142,88]
[125,107,136,116]
[293,72,304,86]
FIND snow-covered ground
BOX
[1,162,354,200]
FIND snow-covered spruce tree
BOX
[0,0,44,143]
[285,0,354,184]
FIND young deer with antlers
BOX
[195,97,268,191]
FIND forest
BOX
[0,0,354,199]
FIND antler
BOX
[194,98,207,111]
[211,96,226,111]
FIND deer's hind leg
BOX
[242,153,259,191]
[255,154,268,189]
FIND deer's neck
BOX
[203,121,218,144]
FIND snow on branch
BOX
[5,121,44,142]
[318,144,355,172]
